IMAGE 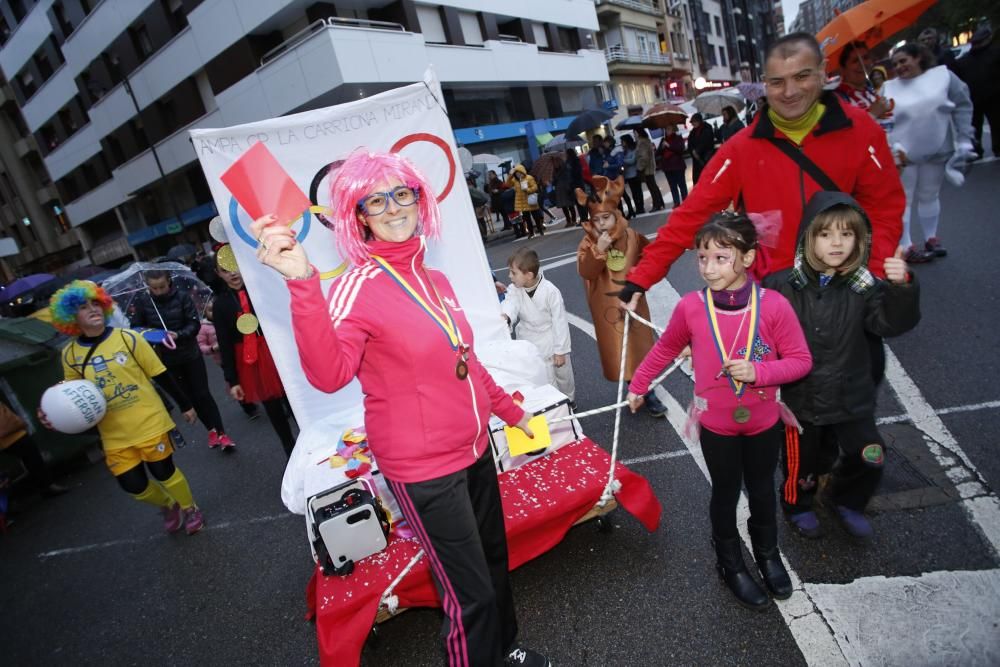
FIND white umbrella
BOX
[692,88,746,116]
[472,153,502,163]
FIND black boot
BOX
[713,535,770,611]
[748,521,793,600]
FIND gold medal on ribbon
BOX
[704,284,761,420]
[236,313,259,334]
[217,244,240,273]
[606,248,627,272]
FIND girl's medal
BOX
[704,284,760,423]
[606,248,627,272]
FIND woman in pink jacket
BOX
[252,150,547,667]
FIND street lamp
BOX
[106,54,186,242]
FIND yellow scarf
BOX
[768,102,825,145]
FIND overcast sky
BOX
[782,0,802,31]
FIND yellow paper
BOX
[504,415,552,457]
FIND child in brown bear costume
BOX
[576,175,668,416]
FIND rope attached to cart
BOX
[377,308,680,612]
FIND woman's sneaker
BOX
[184,507,205,535]
[787,511,821,539]
[506,646,551,667]
[835,506,873,538]
[162,502,183,533]
[219,434,236,452]
[207,429,220,448]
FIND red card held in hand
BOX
[220,141,312,227]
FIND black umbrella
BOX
[565,108,615,138]
[615,114,646,130]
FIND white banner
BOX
[189,72,505,427]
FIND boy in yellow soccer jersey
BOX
[39,280,205,534]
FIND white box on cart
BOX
[488,384,581,471]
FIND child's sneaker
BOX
[644,391,668,418]
[218,433,235,452]
[162,502,183,533]
[506,646,551,667]
[184,507,205,535]
[787,511,821,539]
[835,505,873,538]
[207,429,220,448]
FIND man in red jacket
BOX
[620,32,904,307]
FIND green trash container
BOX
[0,318,100,467]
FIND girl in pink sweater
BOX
[627,212,812,612]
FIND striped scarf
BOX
[788,245,875,295]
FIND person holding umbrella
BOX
[656,124,688,207]
[834,41,893,120]
[687,113,716,185]
[718,106,745,143]
[634,128,665,213]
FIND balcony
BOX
[35,183,59,205]
[594,0,663,16]
[605,45,672,67]
[89,236,133,265]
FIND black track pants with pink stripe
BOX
[388,452,518,667]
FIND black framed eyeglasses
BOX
[357,185,420,215]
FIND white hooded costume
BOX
[501,272,576,402]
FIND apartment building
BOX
[680,0,736,87]
[0,0,608,264]
[721,0,777,81]
[594,0,692,117]
[0,69,81,276]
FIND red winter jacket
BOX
[628,92,904,287]
[287,236,524,484]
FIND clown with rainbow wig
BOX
[39,280,206,535]
[252,149,551,667]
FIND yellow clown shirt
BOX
[61,328,175,450]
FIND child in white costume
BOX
[502,248,576,403]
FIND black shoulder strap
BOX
[766,138,840,192]
[73,340,100,379]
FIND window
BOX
[416,6,446,44]
[718,45,727,66]
[531,23,548,48]
[131,24,154,59]
[714,16,722,36]
[459,11,483,45]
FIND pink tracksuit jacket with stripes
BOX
[287,235,524,483]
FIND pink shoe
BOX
[184,507,205,535]
[162,502,183,533]
[218,433,235,452]
[207,429,220,448]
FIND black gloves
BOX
[617,281,646,305]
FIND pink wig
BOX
[327,149,442,266]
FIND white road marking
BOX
[806,569,1000,666]
[620,450,691,465]
[37,512,296,560]
[876,399,1000,425]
